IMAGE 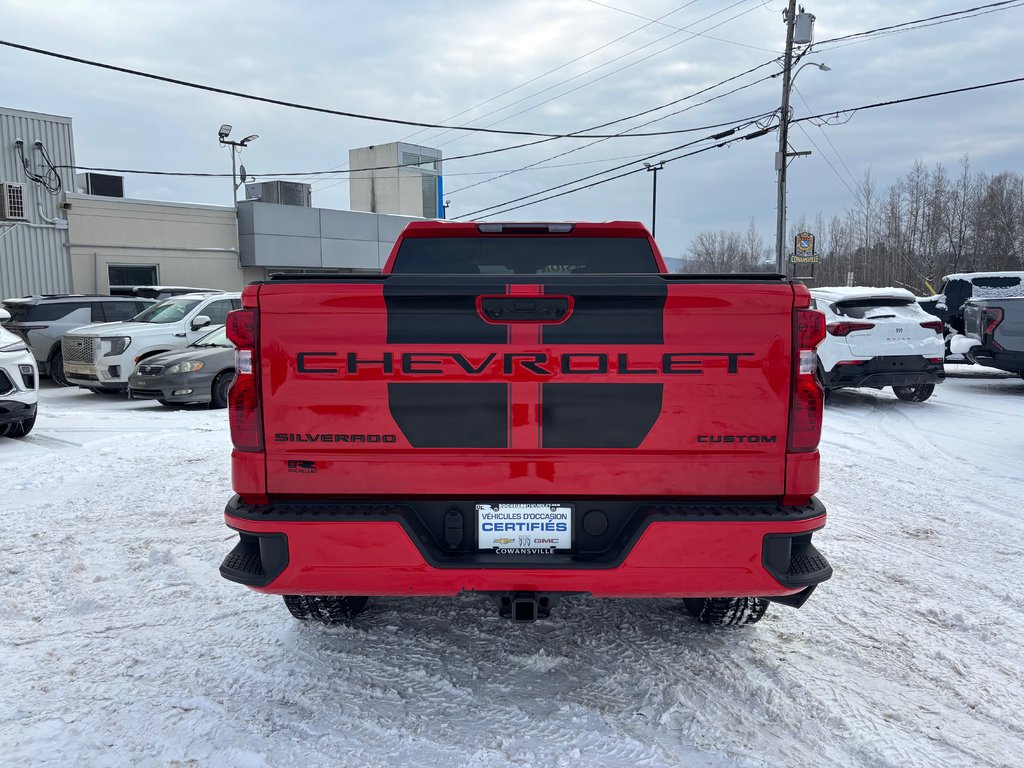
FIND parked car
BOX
[61,292,241,393]
[811,287,945,402]
[0,307,39,438]
[128,324,235,407]
[962,297,1024,377]
[0,294,153,386]
[919,271,1024,337]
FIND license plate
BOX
[64,363,95,375]
[476,503,572,553]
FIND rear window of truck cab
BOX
[392,236,659,274]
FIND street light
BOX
[644,161,665,238]
[774,60,830,273]
[218,125,259,204]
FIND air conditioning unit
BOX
[75,172,125,198]
[1,182,28,220]
[244,180,312,207]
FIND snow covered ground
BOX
[2,372,1023,767]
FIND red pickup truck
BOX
[220,221,831,625]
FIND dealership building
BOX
[1,106,433,299]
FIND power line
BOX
[465,125,776,220]
[792,76,1024,127]
[313,1,710,188]
[404,0,705,146]
[456,116,775,219]
[0,37,750,141]
[446,68,778,197]
[433,0,762,147]
[791,85,859,194]
[581,0,782,52]
[57,112,776,180]
[455,75,1024,219]
[815,0,1020,46]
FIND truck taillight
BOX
[826,321,874,336]
[790,309,825,453]
[226,308,263,452]
[982,307,1004,336]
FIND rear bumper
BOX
[220,495,831,598]
[0,400,37,426]
[966,348,1024,375]
[824,355,945,390]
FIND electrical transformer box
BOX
[794,12,815,45]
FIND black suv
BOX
[0,295,153,385]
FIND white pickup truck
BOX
[62,292,241,393]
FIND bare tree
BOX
[685,230,744,272]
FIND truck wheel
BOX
[283,595,368,625]
[210,371,233,409]
[892,383,935,402]
[48,351,71,386]
[683,597,769,626]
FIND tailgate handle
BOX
[477,296,573,324]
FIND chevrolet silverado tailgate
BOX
[257,274,796,497]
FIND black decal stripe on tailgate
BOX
[389,383,508,448]
[540,275,667,345]
[384,276,507,344]
[541,383,663,448]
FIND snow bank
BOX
[949,334,981,354]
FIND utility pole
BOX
[644,161,665,238]
[775,0,798,274]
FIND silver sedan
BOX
[127,326,235,407]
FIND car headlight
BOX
[102,336,132,357]
[165,360,205,374]
[0,340,29,353]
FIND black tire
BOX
[157,399,175,406]
[892,383,935,402]
[48,351,71,387]
[683,597,770,626]
[284,595,368,625]
[210,371,233,409]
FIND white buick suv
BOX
[811,287,946,402]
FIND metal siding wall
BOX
[0,108,74,298]
[0,225,70,297]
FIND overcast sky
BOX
[2,0,1021,259]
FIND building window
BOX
[421,175,439,219]
[401,151,439,172]
[108,264,158,290]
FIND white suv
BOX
[61,292,241,393]
[811,287,946,402]
[0,307,39,437]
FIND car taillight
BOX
[919,320,944,333]
[790,309,825,453]
[226,308,263,452]
[826,321,875,336]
